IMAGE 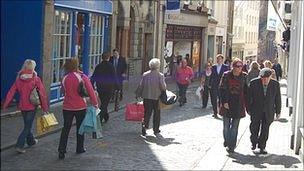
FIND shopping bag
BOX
[42,112,59,127]
[159,101,173,110]
[36,116,47,136]
[125,102,144,121]
[195,86,203,100]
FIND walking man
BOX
[248,68,281,154]
[272,58,282,81]
[209,54,229,118]
[219,58,248,153]
[110,49,127,101]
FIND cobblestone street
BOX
[1,86,303,170]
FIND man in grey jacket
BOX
[136,58,166,136]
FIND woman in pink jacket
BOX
[3,59,49,153]
[58,58,98,160]
[175,59,194,106]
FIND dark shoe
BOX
[76,148,86,154]
[154,130,161,135]
[251,144,257,150]
[260,149,267,154]
[59,152,65,159]
[212,114,218,118]
[142,126,146,136]
[28,139,38,147]
[223,142,227,147]
[226,147,234,153]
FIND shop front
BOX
[50,0,112,103]
[164,24,203,77]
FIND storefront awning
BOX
[55,0,112,14]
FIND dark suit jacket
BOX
[248,78,281,123]
[209,64,230,89]
[109,56,127,82]
[91,61,116,92]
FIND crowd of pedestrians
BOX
[2,51,282,159]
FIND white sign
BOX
[266,1,278,31]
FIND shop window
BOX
[89,14,104,75]
[52,10,72,85]
[51,10,72,102]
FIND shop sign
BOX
[216,27,225,36]
[166,25,202,40]
[54,0,112,14]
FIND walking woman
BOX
[201,62,212,108]
[246,61,260,86]
[58,58,98,159]
[175,59,194,106]
[3,59,49,153]
[136,58,166,136]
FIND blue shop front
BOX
[50,0,112,103]
[1,0,112,104]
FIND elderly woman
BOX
[58,58,98,159]
[3,59,49,153]
[136,58,166,136]
[246,61,260,86]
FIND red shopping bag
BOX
[125,102,144,121]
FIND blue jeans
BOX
[223,116,240,149]
[16,110,36,148]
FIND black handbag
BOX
[78,81,89,97]
[160,90,177,105]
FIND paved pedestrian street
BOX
[1,89,303,170]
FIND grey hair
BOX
[149,58,160,70]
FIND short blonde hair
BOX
[149,58,160,70]
[22,59,36,71]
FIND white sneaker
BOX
[28,139,38,147]
[15,147,26,154]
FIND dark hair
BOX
[63,58,79,73]
[113,48,119,52]
[102,52,110,60]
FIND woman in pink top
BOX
[3,59,49,153]
[58,58,98,160]
[175,59,194,106]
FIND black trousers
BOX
[58,109,86,153]
[98,90,113,122]
[202,85,211,108]
[250,114,271,149]
[143,99,161,133]
[210,88,220,114]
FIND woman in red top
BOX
[3,59,49,153]
[175,59,194,106]
[58,58,98,159]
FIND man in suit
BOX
[209,54,230,118]
[109,49,127,101]
[248,68,281,154]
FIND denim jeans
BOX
[177,83,188,103]
[223,116,240,149]
[16,110,37,148]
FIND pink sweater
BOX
[3,70,49,112]
[62,72,98,111]
[176,66,194,85]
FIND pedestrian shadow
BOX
[275,118,288,123]
[228,151,301,169]
[142,134,181,147]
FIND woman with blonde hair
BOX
[263,60,276,80]
[3,59,49,153]
[58,58,98,159]
[246,61,260,86]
